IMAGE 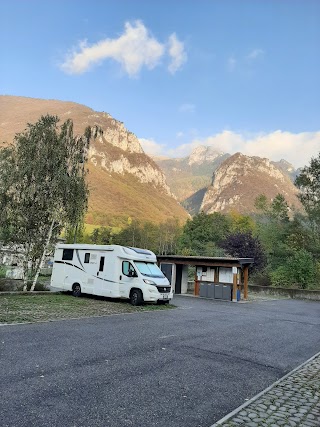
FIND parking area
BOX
[1,295,319,427]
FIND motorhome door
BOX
[119,260,140,298]
[95,253,113,297]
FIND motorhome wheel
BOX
[72,283,81,297]
[130,289,143,306]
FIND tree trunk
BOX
[22,258,29,292]
[30,219,55,292]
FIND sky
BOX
[1,0,319,168]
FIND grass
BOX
[0,293,175,324]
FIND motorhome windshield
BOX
[134,262,165,278]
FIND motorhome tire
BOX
[72,283,81,297]
[130,289,143,306]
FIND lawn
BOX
[0,293,175,324]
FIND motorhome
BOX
[50,244,173,305]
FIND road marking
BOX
[159,334,176,339]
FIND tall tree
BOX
[179,212,231,256]
[220,231,267,272]
[295,152,320,232]
[0,115,99,290]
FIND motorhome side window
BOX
[122,261,136,277]
[62,249,74,261]
[84,253,90,263]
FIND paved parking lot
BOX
[1,295,319,427]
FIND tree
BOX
[270,249,316,289]
[228,211,256,234]
[254,193,289,222]
[0,115,99,290]
[220,232,267,272]
[295,152,320,232]
[254,193,292,269]
[179,212,231,256]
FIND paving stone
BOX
[216,354,320,427]
[248,412,258,419]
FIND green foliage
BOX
[270,265,292,288]
[88,226,113,245]
[229,211,256,234]
[270,249,316,289]
[295,152,320,231]
[84,219,182,255]
[0,115,98,284]
[179,212,231,256]
[0,266,7,279]
[255,193,290,222]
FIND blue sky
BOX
[1,0,319,167]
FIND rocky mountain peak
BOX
[188,145,225,166]
[200,152,301,214]
[0,95,188,226]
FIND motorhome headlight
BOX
[143,279,156,285]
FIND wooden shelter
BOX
[157,255,254,302]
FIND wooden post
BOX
[194,270,199,296]
[214,267,218,283]
[243,265,249,301]
[232,266,238,302]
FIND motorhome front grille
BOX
[157,286,171,293]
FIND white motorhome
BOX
[50,244,173,305]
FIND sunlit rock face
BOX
[200,153,301,214]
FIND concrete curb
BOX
[210,350,320,426]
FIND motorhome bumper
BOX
[144,289,173,302]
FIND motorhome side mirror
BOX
[128,270,136,277]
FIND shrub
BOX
[250,270,272,287]
[270,266,292,288]
[0,266,7,278]
[270,249,316,289]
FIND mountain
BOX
[272,159,300,181]
[0,95,189,227]
[154,145,230,202]
[200,153,301,215]
[153,146,301,215]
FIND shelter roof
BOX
[157,255,254,268]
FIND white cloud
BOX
[140,130,320,168]
[246,48,264,60]
[168,33,187,74]
[61,21,186,77]
[179,103,195,113]
[139,138,166,156]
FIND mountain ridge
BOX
[0,95,189,227]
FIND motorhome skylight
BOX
[127,247,153,256]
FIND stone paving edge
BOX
[210,350,320,426]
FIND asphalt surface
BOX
[0,295,319,427]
